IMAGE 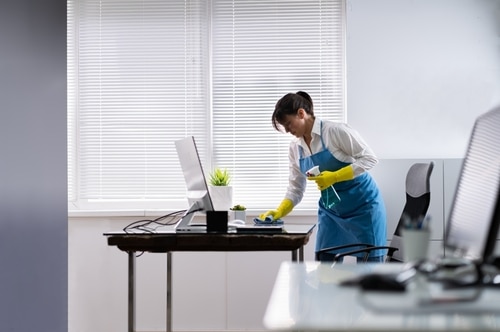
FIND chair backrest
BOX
[388,162,434,262]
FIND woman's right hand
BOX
[259,209,279,221]
[259,199,293,220]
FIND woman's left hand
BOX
[307,171,337,190]
[306,165,354,190]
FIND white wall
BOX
[347,0,500,159]
[69,1,500,332]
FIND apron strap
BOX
[319,120,327,150]
[298,119,327,159]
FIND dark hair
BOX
[272,91,314,131]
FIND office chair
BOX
[316,161,434,263]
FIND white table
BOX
[264,261,500,331]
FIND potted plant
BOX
[208,168,233,211]
[208,168,231,186]
[230,204,247,221]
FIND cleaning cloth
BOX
[253,216,284,225]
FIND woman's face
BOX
[280,109,306,138]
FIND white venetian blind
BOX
[68,0,210,209]
[68,0,345,211]
[211,0,345,210]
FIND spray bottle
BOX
[306,165,341,209]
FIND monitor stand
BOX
[175,202,206,233]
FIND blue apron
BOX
[299,121,387,258]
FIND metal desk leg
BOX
[166,252,172,332]
[128,251,136,332]
[291,247,305,262]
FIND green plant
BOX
[208,168,231,186]
[230,204,246,211]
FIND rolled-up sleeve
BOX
[327,122,378,176]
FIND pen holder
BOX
[206,210,228,233]
[401,228,430,263]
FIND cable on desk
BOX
[123,209,187,234]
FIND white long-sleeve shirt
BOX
[285,118,378,206]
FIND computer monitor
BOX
[174,136,214,232]
[444,105,500,264]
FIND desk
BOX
[264,261,500,331]
[104,224,315,332]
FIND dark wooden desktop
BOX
[104,223,316,332]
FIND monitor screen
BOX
[174,136,214,229]
[444,106,500,263]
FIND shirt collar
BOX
[297,118,321,148]
[311,118,322,136]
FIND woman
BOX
[260,91,387,262]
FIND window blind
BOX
[212,0,345,210]
[68,0,211,209]
[68,0,345,212]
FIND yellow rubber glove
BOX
[307,165,354,190]
[259,198,294,221]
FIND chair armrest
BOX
[333,246,399,262]
[317,243,375,254]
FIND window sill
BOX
[68,208,318,218]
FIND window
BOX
[68,0,345,212]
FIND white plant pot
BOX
[208,185,233,211]
[230,210,246,222]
